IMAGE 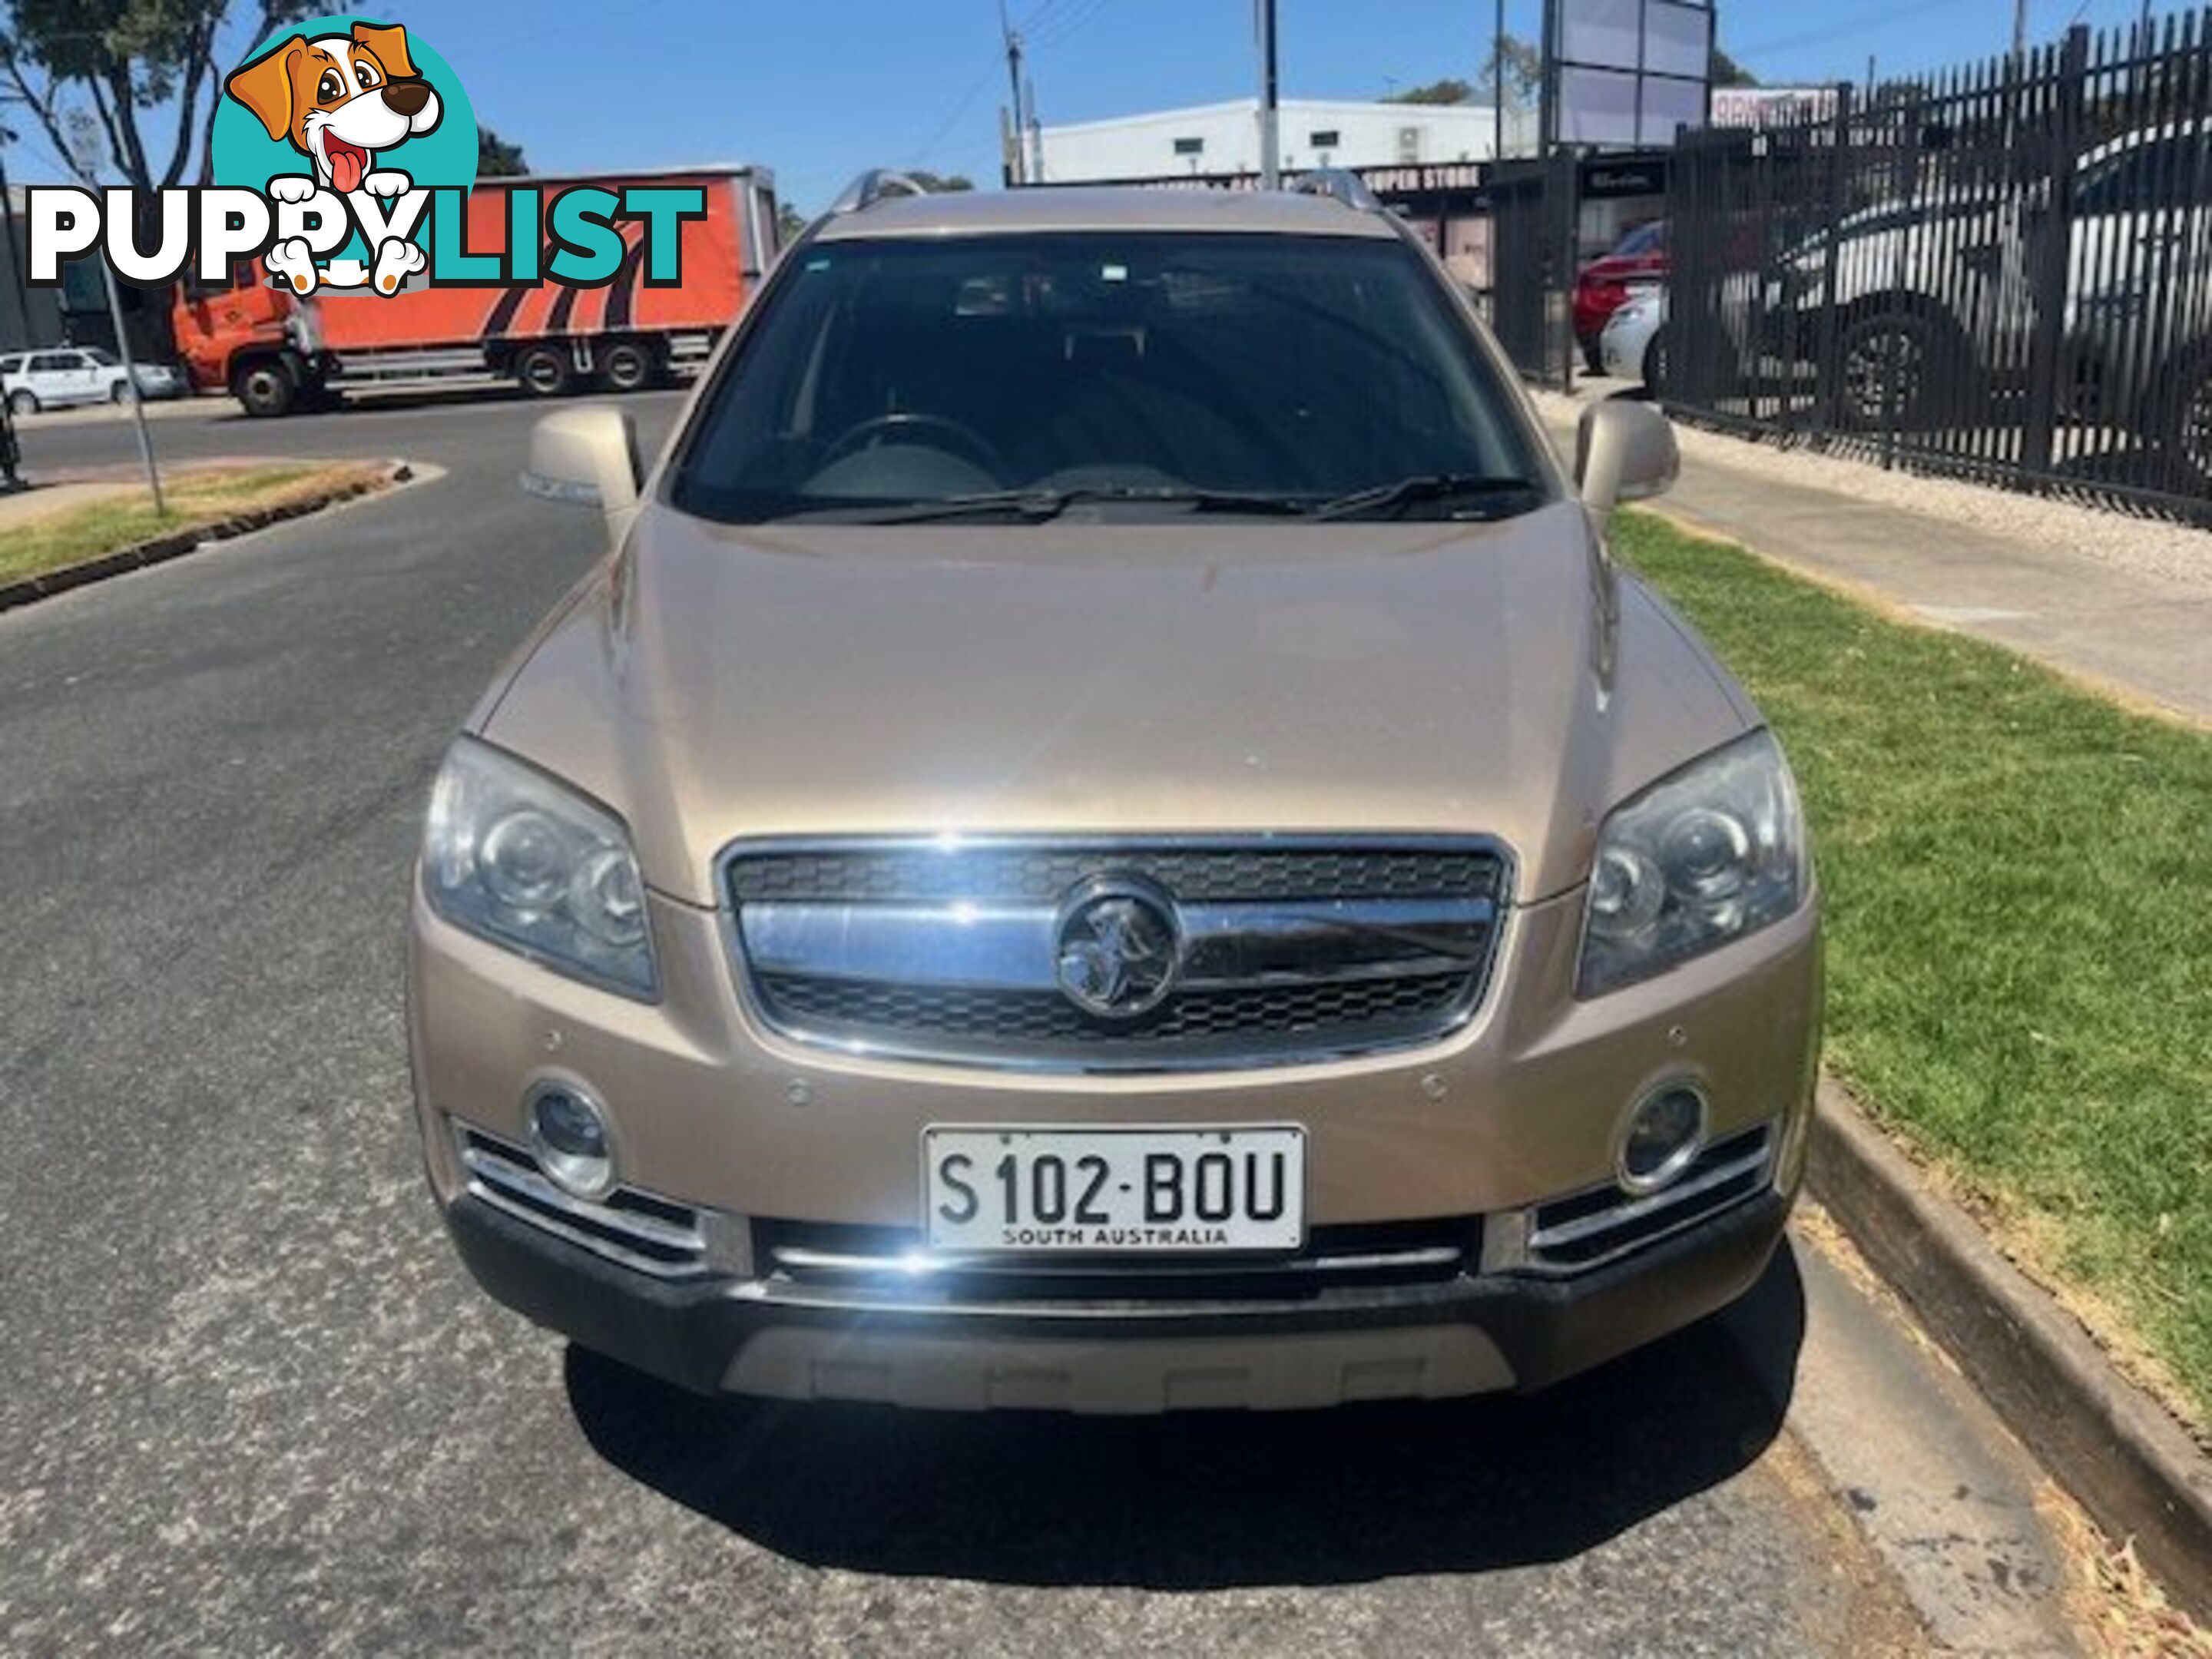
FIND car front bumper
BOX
[412,865,1820,1412]
[442,1179,1792,1411]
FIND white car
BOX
[1,347,186,415]
[1600,287,1669,392]
[1764,121,2210,429]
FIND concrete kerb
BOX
[0,462,425,614]
[1808,1081,2212,1623]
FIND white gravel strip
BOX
[1529,385,2212,593]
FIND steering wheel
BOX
[820,411,1007,478]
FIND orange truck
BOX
[172,167,780,416]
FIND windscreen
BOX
[671,231,1549,522]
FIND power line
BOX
[1026,0,1109,53]
[909,59,998,167]
[1017,0,1075,34]
[1732,0,1986,59]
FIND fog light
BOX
[1617,1084,1707,1195]
[528,1084,615,1198]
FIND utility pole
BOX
[1257,0,1281,187]
[1494,0,1507,161]
[0,114,28,350]
[64,113,163,515]
[0,107,22,493]
[1539,0,1558,155]
[2013,0,2030,58]
[998,0,1028,185]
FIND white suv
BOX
[1,347,185,414]
[1766,123,2209,438]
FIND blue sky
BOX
[10,0,2182,208]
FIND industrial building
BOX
[1033,97,1535,183]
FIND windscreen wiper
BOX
[806,486,1318,525]
[1309,473,1543,522]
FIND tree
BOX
[1479,38,1544,111]
[906,169,973,192]
[1386,77,1473,106]
[1711,47,1758,88]
[1,0,313,190]
[477,126,527,177]
[776,201,808,247]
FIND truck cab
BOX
[176,261,323,416]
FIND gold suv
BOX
[409,172,1820,1413]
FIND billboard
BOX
[1547,0,1714,149]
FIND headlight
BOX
[1577,730,1808,997]
[421,737,657,998]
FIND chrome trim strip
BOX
[1488,1128,1777,1277]
[720,831,1515,882]
[768,1243,1464,1278]
[1528,1141,1774,1256]
[460,1137,710,1280]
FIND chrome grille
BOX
[724,837,1509,1071]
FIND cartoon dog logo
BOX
[225,21,441,296]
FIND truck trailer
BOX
[173,166,779,416]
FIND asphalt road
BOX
[0,394,1955,1655]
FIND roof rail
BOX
[829,169,928,216]
[1290,168,1382,213]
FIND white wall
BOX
[1037,98,1507,183]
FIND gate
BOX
[1665,15,2212,523]
[1488,154,1581,389]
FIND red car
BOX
[1574,220,1669,373]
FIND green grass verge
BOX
[0,465,371,585]
[1613,511,2211,1429]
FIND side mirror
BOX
[1576,400,1679,519]
[522,406,644,546]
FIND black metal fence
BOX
[1488,155,1583,389]
[1664,14,2212,523]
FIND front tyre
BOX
[2160,352,2212,494]
[8,389,39,416]
[233,357,296,418]
[1644,326,1673,399]
[1836,312,1957,432]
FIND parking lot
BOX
[0,392,2063,1654]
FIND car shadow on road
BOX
[563,1239,1806,1588]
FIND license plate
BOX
[922,1126,1306,1253]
